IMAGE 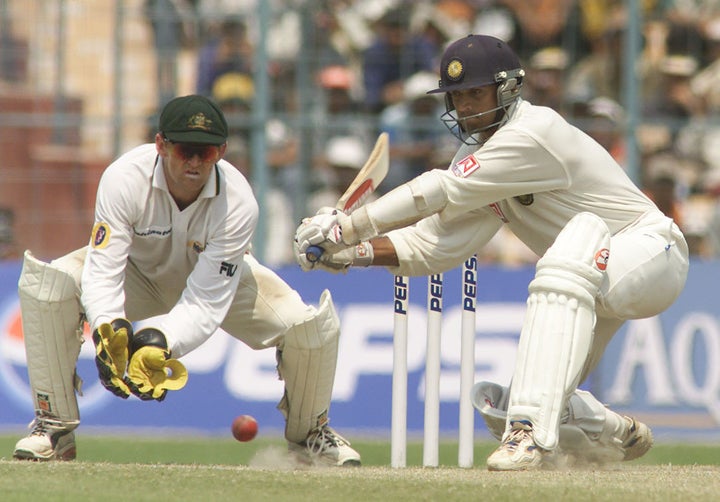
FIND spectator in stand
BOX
[698,168,720,257]
[500,0,578,60]
[315,64,369,141]
[675,18,720,175]
[566,14,627,103]
[471,0,519,46]
[690,17,720,112]
[0,207,18,260]
[411,0,476,58]
[145,0,197,107]
[224,140,296,268]
[361,6,437,113]
[642,152,686,231]
[212,72,255,173]
[664,0,720,57]
[572,97,627,167]
[307,135,372,214]
[379,71,450,191]
[196,17,253,98]
[522,46,570,114]
[643,54,705,157]
[642,150,716,257]
[644,55,702,119]
[212,68,300,215]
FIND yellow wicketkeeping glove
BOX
[124,328,188,401]
[92,319,132,399]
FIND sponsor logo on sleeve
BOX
[452,154,481,178]
[91,222,110,249]
[219,261,237,277]
[594,248,610,271]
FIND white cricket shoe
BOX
[289,425,361,467]
[487,420,543,471]
[621,416,653,461]
[13,417,77,461]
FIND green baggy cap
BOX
[159,95,228,145]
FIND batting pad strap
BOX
[19,251,84,426]
[278,289,341,443]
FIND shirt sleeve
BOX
[385,208,502,277]
[82,160,142,328]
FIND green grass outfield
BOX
[0,435,718,501]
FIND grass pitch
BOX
[0,435,718,501]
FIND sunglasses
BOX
[164,138,221,163]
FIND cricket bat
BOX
[305,132,389,262]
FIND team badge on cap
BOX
[446,58,464,81]
[187,112,213,131]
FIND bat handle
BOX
[305,245,324,263]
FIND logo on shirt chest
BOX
[189,241,206,254]
[514,194,534,206]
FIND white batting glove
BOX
[294,210,350,256]
[295,241,374,273]
[315,206,337,215]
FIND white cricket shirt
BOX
[388,99,675,275]
[81,144,258,354]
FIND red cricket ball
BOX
[231,415,258,442]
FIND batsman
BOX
[14,95,360,467]
[295,35,689,470]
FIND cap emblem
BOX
[187,112,213,131]
[446,58,464,81]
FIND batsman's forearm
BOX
[339,170,449,244]
[368,237,399,266]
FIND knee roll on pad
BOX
[18,251,84,427]
[277,289,341,443]
[509,212,610,449]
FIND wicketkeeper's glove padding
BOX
[125,327,188,401]
[92,318,132,399]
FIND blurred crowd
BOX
[6,0,719,267]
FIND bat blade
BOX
[305,132,389,262]
[335,132,389,212]
[341,179,375,213]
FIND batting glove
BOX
[92,318,132,399]
[295,241,373,273]
[295,210,350,253]
[125,328,188,401]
